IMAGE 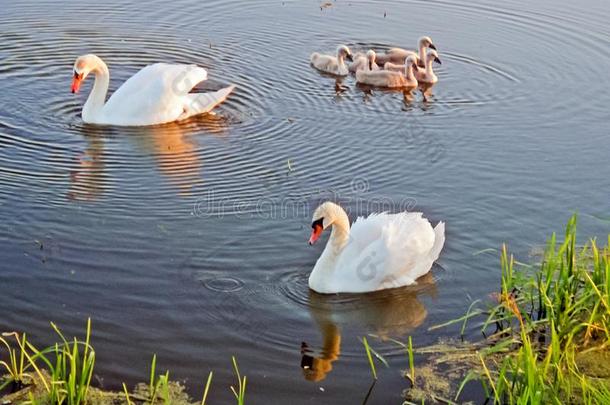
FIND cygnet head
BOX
[337,45,353,62]
[426,49,442,65]
[309,201,343,245]
[419,36,437,50]
[71,54,101,93]
[366,49,376,70]
[406,54,420,71]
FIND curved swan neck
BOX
[315,208,350,270]
[321,323,341,360]
[328,208,350,250]
[406,64,415,81]
[82,57,109,122]
[419,44,426,63]
[425,56,434,75]
[337,53,346,68]
[309,206,351,291]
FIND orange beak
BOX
[71,76,83,93]
[308,224,323,245]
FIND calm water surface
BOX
[1,0,609,403]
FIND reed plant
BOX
[362,337,378,380]
[455,215,610,403]
[361,336,390,382]
[0,332,31,391]
[200,371,213,405]
[145,354,172,405]
[26,318,96,405]
[230,356,246,405]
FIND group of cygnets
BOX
[310,36,441,90]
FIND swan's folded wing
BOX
[430,221,445,262]
[180,85,235,119]
[110,63,207,100]
[103,63,208,125]
[333,213,396,290]
[342,213,389,253]
[336,212,439,290]
[381,213,437,286]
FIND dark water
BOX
[1,0,609,402]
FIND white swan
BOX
[71,54,235,126]
[375,36,436,67]
[356,55,419,88]
[348,50,380,73]
[415,49,442,84]
[310,45,353,76]
[307,202,445,294]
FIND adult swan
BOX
[307,202,445,294]
[71,54,235,126]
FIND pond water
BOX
[1,0,609,403]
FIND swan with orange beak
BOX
[307,201,445,294]
[70,54,234,126]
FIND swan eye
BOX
[73,71,83,79]
[311,218,324,229]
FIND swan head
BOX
[426,49,442,65]
[419,36,437,50]
[366,50,376,70]
[405,55,419,75]
[71,54,100,93]
[309,201,343,245]
[337,45,353,62]
[406,55,420,72]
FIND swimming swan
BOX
[310,45,353,76]
[307,201,445,293]
[356,55,419,88]
[349,50,380,73]
[415,49,442,84]
[375,36,436,67]
[71,54,235,126]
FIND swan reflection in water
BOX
[301,272,436,382]
[69,114,229,200]
[419,82,437,103]
[68,125,107,201]
[132,122,203,196]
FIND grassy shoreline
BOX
[2,215,609,404]
[397,215,610,404]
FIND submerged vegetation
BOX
[2,215,609,404]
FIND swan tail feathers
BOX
[180,85,235,119]
[430,221,445,261]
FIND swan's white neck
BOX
[327,213,350,250]
[309,208,350,292]
[425,57,435,76]
[337,53,346,68]
[418,44,426,63]
[82,57,109,123]
[406,64,416,81]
